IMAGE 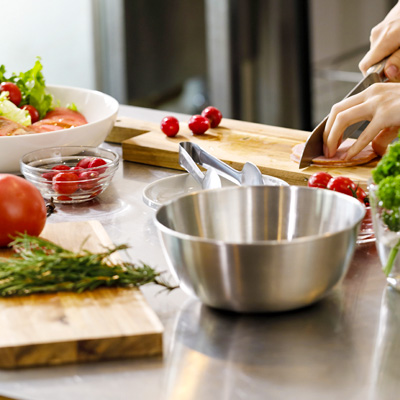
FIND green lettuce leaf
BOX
[0,58,53,119]
[0,92,30,126]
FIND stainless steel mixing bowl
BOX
[155,186,366,312]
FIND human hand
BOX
[359,2,400,81]
[323,83,400,159]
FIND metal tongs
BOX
[179,142,264,186]
[179,143,221,189]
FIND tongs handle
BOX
[179,142,241,184]
[178,143,205,186]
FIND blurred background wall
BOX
[1,0,396,130]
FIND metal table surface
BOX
[0,105,397,400]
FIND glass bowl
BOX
[20,146,119,203]
[357,205,375,244]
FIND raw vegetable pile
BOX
[371,136,400,275]
[0,58,53,124]
[307,172,368,205]
[160,106,223,137]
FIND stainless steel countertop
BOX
[0,105,396,400]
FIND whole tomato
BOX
[308,172,333,189]
[188,115,210,135]
[21,105,39,123]
[160,116,180,137]
[326,176,357,197]
[52,172,79,195]
[355,186,368,204]
[0,174,47,247]
[0,82,22,106]
[201,106,222,128]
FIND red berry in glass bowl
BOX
[161,116,180,137]
[88,157,107,174]
[201,106,222,128]
[188,115,210,135]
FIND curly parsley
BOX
[372,136,400,275]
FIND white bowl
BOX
[0,85,119,173]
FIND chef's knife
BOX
[298,58,387,168]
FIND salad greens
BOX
[372,135,400,275]
[0,58,53,119]
[0,92,30,126]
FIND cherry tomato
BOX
[161,116,179,137]
[90,188,104,198]
[76,157,92,169]
[52,165,70,171]
[326,176,357,197]
[0,174,46,247]
[79,171,100,190]
[188,115,210,135]
[57,195,73,202]
[201,106,222,128]
[0,82,22,106]
[21,105,40,123]
[307,172,333,189]
[41,171,57,182]
[52,172,79,195]
[356,186,368,204]
[70,166,84,174]
[88,158,107,174]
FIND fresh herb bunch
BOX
[372,136,400,274]
[0,234,177,297]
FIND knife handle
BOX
[366,57,387,80]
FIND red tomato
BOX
[52,172,79,195]
[356,186,368,204]
[160,116,179,137]
[0,82,22,106]
[307,172,333,189]
[0,174,46,247]
[201,106,222,128]
[326,176,357,196]
[75,157,92,169]
[70,166,84,174]
[79,171,100,190]
[41,171,57,182]
[21,105,39,123]
[52,165,70,171]
[188,115,210,135]
[88,158,107,174]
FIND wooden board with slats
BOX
[0,221,163,369]
[110,116,378,188]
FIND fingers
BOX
[372,127,400,156]
[359,20,400,74]
[323,94,372,158]
[342,121,381,160]
[385,49,400,81]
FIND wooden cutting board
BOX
[109,116,378,188]
[0,221,163,369]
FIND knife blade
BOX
[298,58,387,168]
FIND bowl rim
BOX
[20,145,120,175]
[154,185,367,246]
[0,84,119,141]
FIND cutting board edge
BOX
[0,332,163,369]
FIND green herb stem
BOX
[384,238,400,276]
[0,234,177,297]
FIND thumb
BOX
[372,127,399,156]
[384,49,400,82]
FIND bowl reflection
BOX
[161,293,356,400]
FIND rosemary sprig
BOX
[0,234,177,297]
